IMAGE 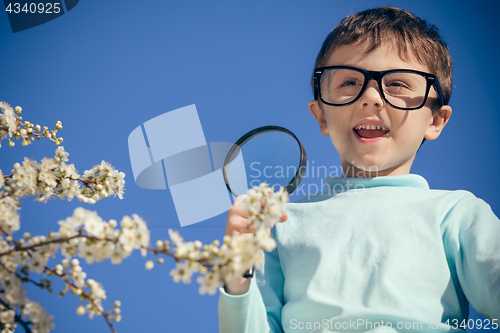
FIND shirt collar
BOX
[323,174,429,193]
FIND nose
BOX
[359,79,384,110]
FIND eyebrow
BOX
[326,63,429,72]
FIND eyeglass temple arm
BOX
[431,77,445,106]
[313,76,319,100]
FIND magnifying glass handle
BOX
[243,267,254,278]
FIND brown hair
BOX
[312,6,452,105]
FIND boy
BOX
[219,6,500,333]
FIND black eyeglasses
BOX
[313,66,445,110]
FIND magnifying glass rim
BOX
[223,125,307,196]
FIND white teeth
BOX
[354,125,389,131]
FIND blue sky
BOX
[1,0,499,332]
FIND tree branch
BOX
[0,294,32,333]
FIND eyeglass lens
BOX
[320,69,428,109]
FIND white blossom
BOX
[0,101,292,332]
[22,301,55,333]
[170,261,197,284]
[244,183,287,229]
[0,309,16,325]
[55,146,69,162]
[0,272,27,306]
[0,169,4,190]
[0,102,17,138]
[83,212,105,238]
[0,196,20,235]
[78,161,126,203]
[10,157,38,197]
[197,270,222,295]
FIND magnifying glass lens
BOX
[224,127,306,197]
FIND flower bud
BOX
[109,219,117,228]
[76,305,85,316]
[145,260,154,270]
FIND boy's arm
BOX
[218,227,285,333]
[442,195,500,320]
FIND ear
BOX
[424,105,452,141]
[309,100,329,135]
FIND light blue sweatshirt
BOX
[218,174,500,333]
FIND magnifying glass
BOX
[223,125,307,197]
[223,125,307,278]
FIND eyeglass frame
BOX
[312,66,445,111]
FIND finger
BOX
[234,225,257,236]
[279,212,288,222]
[232,195,247,207]
[227,215,255,234]
[229,203,249,219]
[229,223,257,237]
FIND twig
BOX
[43,267,117,333]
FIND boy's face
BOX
[309,42,452,177]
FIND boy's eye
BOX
[385,80,411,89]
[340,79,362,87]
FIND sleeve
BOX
[442,194,500,320]
[218,227,285,333]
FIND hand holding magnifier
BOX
[223,126,307,278]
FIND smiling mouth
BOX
[354,125,390,138]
